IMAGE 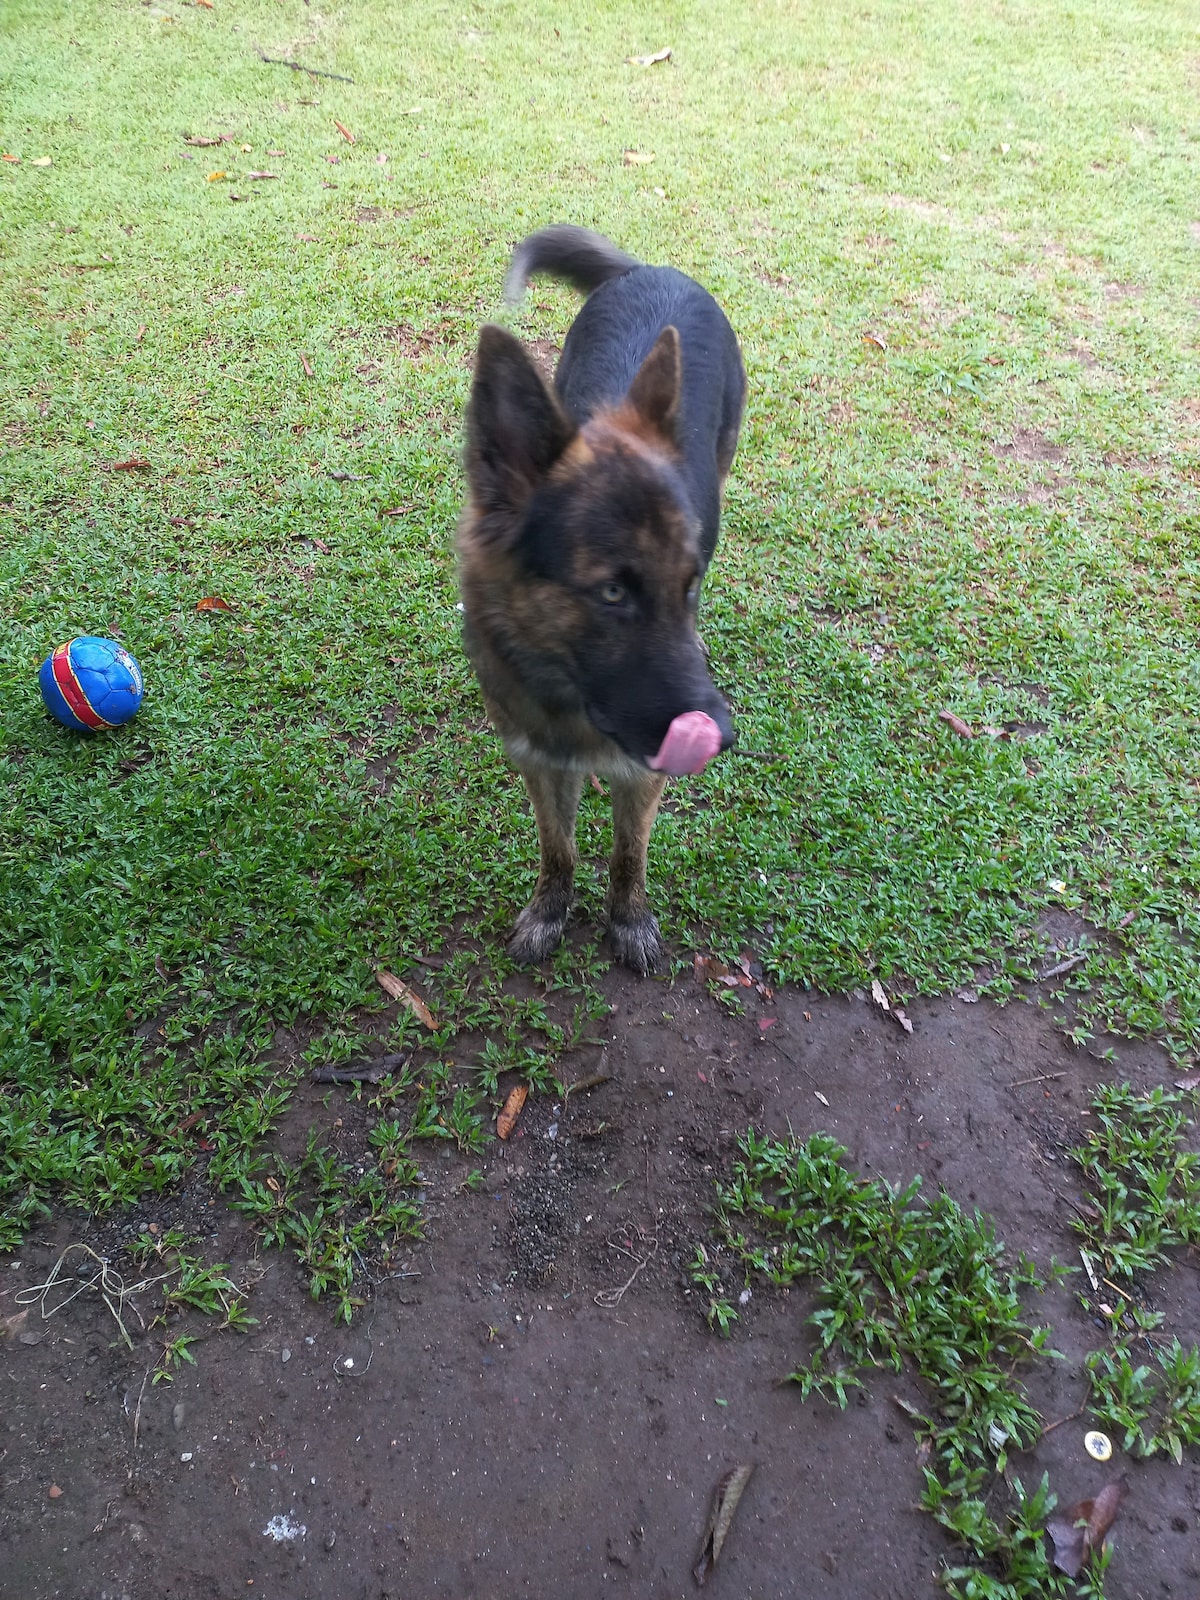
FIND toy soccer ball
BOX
[39,636,144,731]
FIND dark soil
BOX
[3,963,1198,1600]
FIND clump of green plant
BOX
[1086,1338,1200,1464]
[228,1128,424,1323]
[694,1130,1085,1598]
[1065,1084,1200,1464]
[1067,1084,1200,1277]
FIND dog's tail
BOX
[502,225,640,305]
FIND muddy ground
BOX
[2,951,1198,1600]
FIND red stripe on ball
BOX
[52,642,113,729]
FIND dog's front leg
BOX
[508,764,584,964]
[606,770,669,974]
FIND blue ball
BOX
[39,636,144,731]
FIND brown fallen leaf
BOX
[871,977,891,1011]
[496,1082,528,1140]
[626,46,672,65]
[246,171,279,180]
[2,153,21,163]
[184,135,222,147]
[194,0,214,8]
[623,149,655,165]
[694,1463,755,1586]
[694,953,751,988]
[109,456,151,472]
[862,331,888,351]
[938,709,975,738]
[375,968,437,1029]
[1046,1479,1127,1577]
[299,351,314,378]
[196,595,234,612]
[892,1005,914,1035]
[334,119,356,143]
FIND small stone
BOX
[324,1532,337,1551]
[48,1484,63,1499]
[172,1403,185,1431]
[180,1452,193,1463]
[19,1332,42,1346]
[281,1348,291,1364]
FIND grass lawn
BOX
[2,0,1199,1243]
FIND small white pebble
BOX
[343,1357,354,1369]
[180,1452,193,1463]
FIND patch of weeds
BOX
[696,1130,1080,1597]
[1066,1084,1200,1464]
[228,1128,423,1324]
[1067,1084,1200,1278]
[1086,1339,1200,1464]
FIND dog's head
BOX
[462,324,734,772]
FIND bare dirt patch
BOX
[2,965,1197,1599]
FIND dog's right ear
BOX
[465,326,576,518]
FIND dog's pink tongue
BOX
[648,711,722,776]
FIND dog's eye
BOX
[599,581,626,605]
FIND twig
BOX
[256,51,355,82]
[1007,1070,1067,1089]
[1039,951,1089,981]
[563,1072,612,1100]
[1039,1403,1087,1440]
[17,1244,175,1349]
[595,1231,658,1309]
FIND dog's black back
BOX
[506,227,745,567]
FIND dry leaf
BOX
[375,969,437,1029]
[2,153,21,163]
[196,595,233,612]
[205,170,227,182]
[1174,1071,1200,1090]
[1046,1479,1127,1577]
[31,156,52,167]
[862,331,888,351]
[938,709,975,738]
[334,120,356,143]
[246,171,279,180]
[893,1005,914,1035]
[184,135,222,147]
[623,149,655,166]
[871,977,890,1011]
[110,457,151,471]
[496,1083,528,1140]
[626,46,672,65]
[694,1463,755,1586]
[299,351,314,378]
[194,0,214,8]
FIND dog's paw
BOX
[508,901,570,965]
[607,911,666,975]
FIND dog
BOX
[457,225,746,972]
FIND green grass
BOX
[695,1089,1200,1596]
[3,0,1200,1247]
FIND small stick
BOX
[1039,1403,1086,1439]
[256,51,355,82]
[299,351,314,378]
[1039,952,1089,981]
[1007,1070,1067,1089]
[563,1072,612,1100]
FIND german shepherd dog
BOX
[457,225,746,972]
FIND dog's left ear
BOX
[626,325,681,445]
